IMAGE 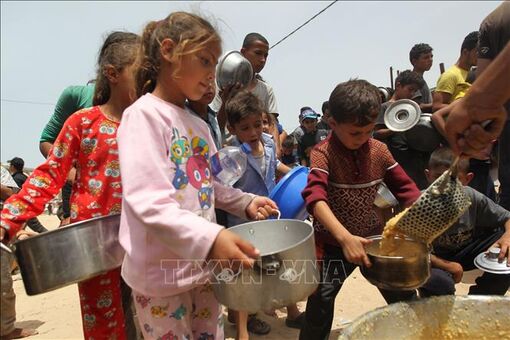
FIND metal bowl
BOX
[374,182,398,209]
[216,50,253,91]
[384,99,421,132]
[339,295,510,339]
[12,214,124,295]
[361,235,430,291]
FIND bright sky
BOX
[1,1,501,168]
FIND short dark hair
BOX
[242,33,269,48]
[321,101,329,114]
[300,106,312,113]
[428,147,469,174]
[225,90,263,127]
[409,43,433,64]
[461,31,479,52]
[329,79,381,126]
[282,135,295,148]
[395,70,425,88]
[8,157,24,171]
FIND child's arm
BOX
[384,163,421,207]
[277,162,291,175]
[302,148,371,267]
[312,201,371,267]
[1,115,81,241]
[431,254,463,283]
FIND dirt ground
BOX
[9,215,508,339]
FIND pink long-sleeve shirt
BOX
[117,93,255,297]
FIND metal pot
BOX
[216,50,253,91]
[339,295,510,339]
[211,219,319,313]
[361,235,430,291]
[11,214,124,295]
[404,113,444,152]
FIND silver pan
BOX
[9,214,124,295]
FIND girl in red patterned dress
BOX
[0,32,140,339]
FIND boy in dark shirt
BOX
[297,108,328,167]
[299,79,421,340]
[419,147,510,297]
[373,70,430,189]
[281,135,298,167]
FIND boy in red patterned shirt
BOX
[299,79,421,340]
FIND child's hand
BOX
[339,235,372,267]
[208,229,260,269]
[246,196,279,220]
[16,229,38,241]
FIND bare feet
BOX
[1,327,38,340]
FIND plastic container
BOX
[269,166,310,220]
[210,143,251,186]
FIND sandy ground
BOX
[8,215,508,339]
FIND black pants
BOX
[26,217,48,233]
[299,244,417,340]
[420,231,510,297]
[61,181,72,219]
[499,120,510,210]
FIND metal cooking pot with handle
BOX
[404,113,444,152]
[11,214,124,295]
[211,219,319,313]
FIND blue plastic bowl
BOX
[269,166,310,220]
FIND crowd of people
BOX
[0,2,509,340]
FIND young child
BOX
[299,79,421,340]
[419,147,510,297]
[297,108,328,167]
[116,12,277,340]
[373,70,430,190]
[0,32,141,339]
[187,82,223,150]
[224,90,296,337]
[281,135,298,167]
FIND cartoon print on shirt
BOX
[186,154,212,209]
[170,127,192,189]
[191,136,209,158]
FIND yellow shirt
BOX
[435,65,471,103]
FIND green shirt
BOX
[40,85,95,143]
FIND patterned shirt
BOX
[1,106,122,239]
[302,133,420,246]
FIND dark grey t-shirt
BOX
[433,186,510,254]
[412,81,432,105]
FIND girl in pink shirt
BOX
[117,12,277,340]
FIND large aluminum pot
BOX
[211,219,319,313]
[404,113,444,152]
[361,235,430,290]
[216,50,253,91]
[339,295,510,339]
[12,214,124,295]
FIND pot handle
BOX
[254,254,282,274]
[269,210,281,220]
[1,242,13,254]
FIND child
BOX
[373,70,430,190]
[0,32,141,339]
[297,108,328,167]
[281,135,298,167]
[299,79,421,340]
[419,147,510,297]
[224,90,297,337]
[187,82,223,150]
[116,12,278,340]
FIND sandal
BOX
[1,327,38,339]
[247,315,271,335]
[285,312,306,329]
